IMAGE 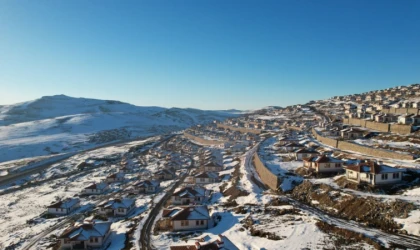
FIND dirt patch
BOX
[315,221,384,249]
[241,215,283,241]
[222,159,249,203]
[292,181,416,232]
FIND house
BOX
[105,173,125,183]
[97,198,135,217]
[193,172,220,184]
[398,114,415,125]
[160,206,211,231]
[412,102,420,108]
[170,235,238,250]
[58,221,112,250]
[132,180,160,194]
[303,154,343,173]
[283,142,305,151]
[202,161,223,172]
[340,127,366,140]
[82,182,109,195]
[47,198,80,216]
[294,148,320,161]
[345,161,404,186]
[171,186,211,205]
[154,169,176,180]
[277,137,299,146]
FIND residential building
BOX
[160,206,211,231]
[345,161,404,186]
[47,198,80,216]
[58,221,112,249]
[97,198,135,217]
[303,154,343,173]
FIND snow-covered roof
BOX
[84,182,108,190]
[163,206,210,221]
[60,221,112,241]
[48,198,79,209]
[98,198,134,209]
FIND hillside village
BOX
[2,84,420,250]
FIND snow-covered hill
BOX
[0,95,239,162]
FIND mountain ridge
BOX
[0,95,240,163]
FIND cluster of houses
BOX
[275,134,406,187]
[332,84,420,103]
[185,124,260,155]
[156,149,224,235]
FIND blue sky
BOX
[0,0,419,110]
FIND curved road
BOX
[246,145,420,249]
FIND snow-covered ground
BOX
[258,137,303,191]
[0,95,238,163]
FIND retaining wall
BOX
[382,108,420,115]
[253,152,280,190]
[183,132,226,146]
[365,121,390,132]
[216,124,262,134]
[312,128,414,160]
[390,124,413,134]
[337,141,414,160]
[343,118,412,135]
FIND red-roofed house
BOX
[303,154,343,173]
[345,160,404,186]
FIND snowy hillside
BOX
[0,95,239,162]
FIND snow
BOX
[0,95,238,163]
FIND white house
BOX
[161,206,211,231]
[283,142,305,152]
[154,169,176,180]
[58,221,112,249]
[132,180,160,194]
[97,198,135,217]
[202,161,223,172]
[105,173,125,183]
[193,172,220,184]
[340,127,366,140]
[47,198,80,216]
[294,148,320,161]
[171,186,211,206]
[345,161,404,186]
[82,182,109,195]
[303,154,343,173]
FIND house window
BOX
[335,163,341,168]
[381,174,388,180]
[325,164,330,168]
[196,220,199,226]
[393,173,399,179]
[95,238,98,243]
[200,178,205,182]
[201,220,204,225]
[181,220,189,226]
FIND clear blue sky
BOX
[0,0,419,110]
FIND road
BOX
[18,135,175,250]
[286,197,420,249]
[139,155,193,250]
[0,136,161,187]
[246,143,420,249]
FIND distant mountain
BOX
[0,95,240,162]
